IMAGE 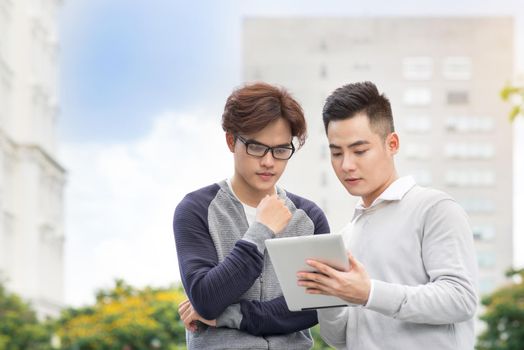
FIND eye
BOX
[248,144,267,153]
[354,150,368,155]
[330,152,342,158]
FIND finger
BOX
[306,259,336,276]
[297,273,330,289]
[305,287,327,295]
[297,271,323,281]
[182,311,193,328]
[347,252,362,270]
[178,299,189,309]
[178,302,192,318]
[178,304,188,318]
[180,306,195,324]
[188,320,198,332]
[183,310,197,329]
[178,299,190,313]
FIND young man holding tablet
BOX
[298,81,478,350]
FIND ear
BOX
[226,132,235,152]
[386,132,399,155]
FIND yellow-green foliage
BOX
[0,282,53,350]
[55,279,187,350]
[477,269,524,350]
[500,84,524,122]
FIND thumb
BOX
[347,252,361,271]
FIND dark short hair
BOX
[322,81,394,140]
[222,82,307,148]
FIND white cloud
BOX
[61,111,232,306]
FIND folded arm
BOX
[174,198,272,320]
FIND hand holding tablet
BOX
[265,234,351,311]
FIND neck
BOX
[230,176,275,207]
[362,171,399,208]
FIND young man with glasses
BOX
[297,81,478,350]
[173,82,330,349]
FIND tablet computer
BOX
[265,234,350,311]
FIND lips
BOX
[257,172,275,181]
[344,177,362,185]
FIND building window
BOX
[320,144,328,160]
[405,144,431,160]
[2,150,14,208]
[320,172,328,187]
[252,68,262,80]
[403,57,433,80]
[320,64,327,79]
[445,170,495,187]
[447,91,469,105]
[0,211,15,271]
[0,74,10,127]
[0,0,12,61]
[445,116,494,132]
[443,56,472,80]
[409,170,432,186]
[319,39,327,52]
[472,226,495,241]
[479,277,496,295]
[353,63,370,71]
[403,115,431,133]
[477,251,496,269]
[403,88,431,106]
[458,199,495,213]
[445,143,495,159]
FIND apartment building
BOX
[0,0,65,317]
[243,17,514,295]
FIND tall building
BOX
[0,0,65,317]
[243,17,513,295]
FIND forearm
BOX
[176,212,274,319]
[216,296,317,336]
[366,277,477,324]
[180,239,265,319]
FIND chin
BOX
[251,179,276,191]
[344,186,363,197]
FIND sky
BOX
[59,0,524,306]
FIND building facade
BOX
[0,0,65,317]
[243,17,513,295]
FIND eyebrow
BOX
[329,140,370,149]
[247,138,293,148]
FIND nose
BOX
[341,154,356,172]
[260,151,275,167]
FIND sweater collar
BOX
[352,176,416,220]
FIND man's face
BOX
[327,113,399,207]
[228,118,293,196]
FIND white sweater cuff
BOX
[364,279,406,317]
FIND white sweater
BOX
[318,176,478,350]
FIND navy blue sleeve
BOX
[237,197,330,335]
[239,297,317,336]
[173,185,265,320]
[287,192,331,235]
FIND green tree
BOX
[0,281,53,350]
[477,268,524,350]
[501,84,524,122]
[54,279,187,350]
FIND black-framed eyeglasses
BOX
[236,135,295,160]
